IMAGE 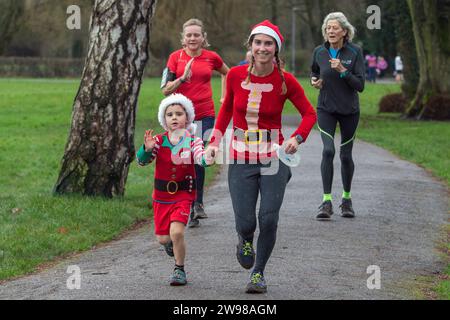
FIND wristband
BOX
[339,70,349,78]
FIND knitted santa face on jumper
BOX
[248,20,284,51]
[158,94,196,132]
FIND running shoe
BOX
[236,240,255,269]
[192,202,208,219]
[170,268,187,286]
[245,272,267,294]
[163,241,174,257]
[340,198,355,218]
[316,201,334,221]
[188,211,200,228]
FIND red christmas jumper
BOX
[210,65,317,161]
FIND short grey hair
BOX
[322,12,356,42]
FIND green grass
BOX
[0,78,217,280]
[436,265,450,300]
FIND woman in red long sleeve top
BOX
[207,20,317,294]
[213,63,316,162]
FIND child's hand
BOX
[205,145,218,165]
[144,129,156,151]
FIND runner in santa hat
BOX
[207,20,317,293]
[136,93,212,286]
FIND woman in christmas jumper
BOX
[206,20,317,294]
[161,18,229,227]
[136,94,212,286]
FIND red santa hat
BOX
[158,94,196,133]
[249,20,284,51]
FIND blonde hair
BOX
[245,35,287,95]
[181,18,210,48]
[321,12,356,42]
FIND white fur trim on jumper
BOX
[158,93,196,132]
[250,25,282,50]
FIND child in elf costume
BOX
[136,93,212,286]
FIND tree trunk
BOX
[406,0,450,119]
[305,0,328,47]
[0,0,24,55]
[270,0,278,24]
[54,0,157,197]
[393,0,420,100]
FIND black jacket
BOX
[311,41,365,115]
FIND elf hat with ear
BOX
[158,93,196,132]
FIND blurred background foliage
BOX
[0,0,414,77]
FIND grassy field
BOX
[0,77,448,298]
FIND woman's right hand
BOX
[311,77,323,90]
[144,129,156,151]
[181,58,194,82]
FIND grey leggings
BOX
[228,161,292,273]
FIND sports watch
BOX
[295,134,303,145]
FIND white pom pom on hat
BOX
[158,93,196,132]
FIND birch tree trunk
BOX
[54,0,157,197]
[406,0,450,119]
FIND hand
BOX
[205,145,219,164]
[311,77,323,89]
[144,129,156,151]
[181,58,194,82]
[329,58,347,73]
[284,137,299,155]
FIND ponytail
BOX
[245,55,255,85]
[275,53,287,95]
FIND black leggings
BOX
[194,116,215,205]
[317,109,360,195]
[228,161,292,273]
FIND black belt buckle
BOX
[245,129,271,144]
[155,177,195,194]
[235,128,271,145]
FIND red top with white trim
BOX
[167,49,224,120]
[210,65,317,161]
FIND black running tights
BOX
[317,110,360,195]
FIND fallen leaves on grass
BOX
[57,227,69,234]
[11,208,22,215]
